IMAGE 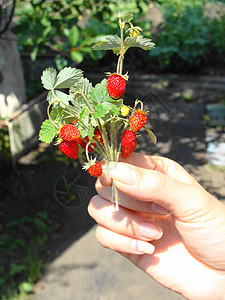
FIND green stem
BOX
[97,120,111,160]
[116,18,125,75]
[112,181,119,211]
[74,91,95,113]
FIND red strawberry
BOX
[60,124,80,141]
[87,162,103,177]
[77,136,95,153]
[129,110,147,132]
[106,74,126,99]
[59,140,79,159]
[120,130,136,158]
[93,128,104,145]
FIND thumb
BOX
[108,162,218,221]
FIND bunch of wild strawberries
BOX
[57,73,148,177]
[39,13,156,210]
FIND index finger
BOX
[100,152,200,187]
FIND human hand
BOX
[88,153,225,300]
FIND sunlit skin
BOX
[88,153,225,300]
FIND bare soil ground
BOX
[0,74,225,297]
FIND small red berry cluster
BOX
[58,125,104,177]
[106,73,147,159]
[58,73,148,177]
[120,110,147,158]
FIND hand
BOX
[88,153,225,300]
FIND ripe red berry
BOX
[129,110,147,132]
[93,128,104,145]
[60,124,81,141]
[87,162,103,177]
[120,130,136,158]
[77,136,95,153]
[59,140,79,159]
[106,74,126,99]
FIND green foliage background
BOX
[13,0,225,71]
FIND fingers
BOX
[100,153,200,187]
[95,226,155,255]
[95,180,170,215]
[106,162,213,220]
[88,195,163,242]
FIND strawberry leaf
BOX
[93,103,109,118]
[63,105,78,123]
[127,35,155,51]
[50,105,64,123]
[54,67,83,89]
[41,68,57,90]
[93,102,120,118]
[88,124,94,140]
[79,107,89,127]
[122,13,133,24]
[39,120,56,144]
[145,127,157,144]
[71,77,92,96]
[92,35,121,52]
[46,90,69,107]
[89,79,114,105]
[124,36,137,48]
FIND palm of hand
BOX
[125,214,225,300]
[90,153,225,300]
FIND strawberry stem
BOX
[116,16,125,75]
[112,181,119,211]
[96,120,111,159]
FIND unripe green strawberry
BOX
[120,130,136,158]
[60,124,80,141]
[87,162,103,177]
[106,73,126,99]
[59,140,79,159]
[129,110,147,132]
[120,105,130,117]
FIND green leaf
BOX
[124,36,137,48]
[55,55,68,71]
[69,77,92,106]
[75,77,92,96]
[93,103,110,118]
[70,51,83,63]
[89,79,114,105]
[93,102,120,118]
[39,120,56,144]
[88,123,94,140]
[19,282,33,293]
[54,90,70,107]
[41,68,57,90]
[122,13,133,24]
[50,104,63,123]
[10,263,25,276]
[54,67,83,89]
[79,107,89,127]
[68,25,80,46]
[107,103,120,115]
[46,90,70,107]
[30,46,38,61]
[145,127,157,144]
[92,35,121,51]
[62,105,78,123]
[70,77,93,109]
[127,35,155,51]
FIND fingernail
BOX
[130,240,155,254]
[140,222,163,240]
[152,203,170,215]
[108,162,138,185]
